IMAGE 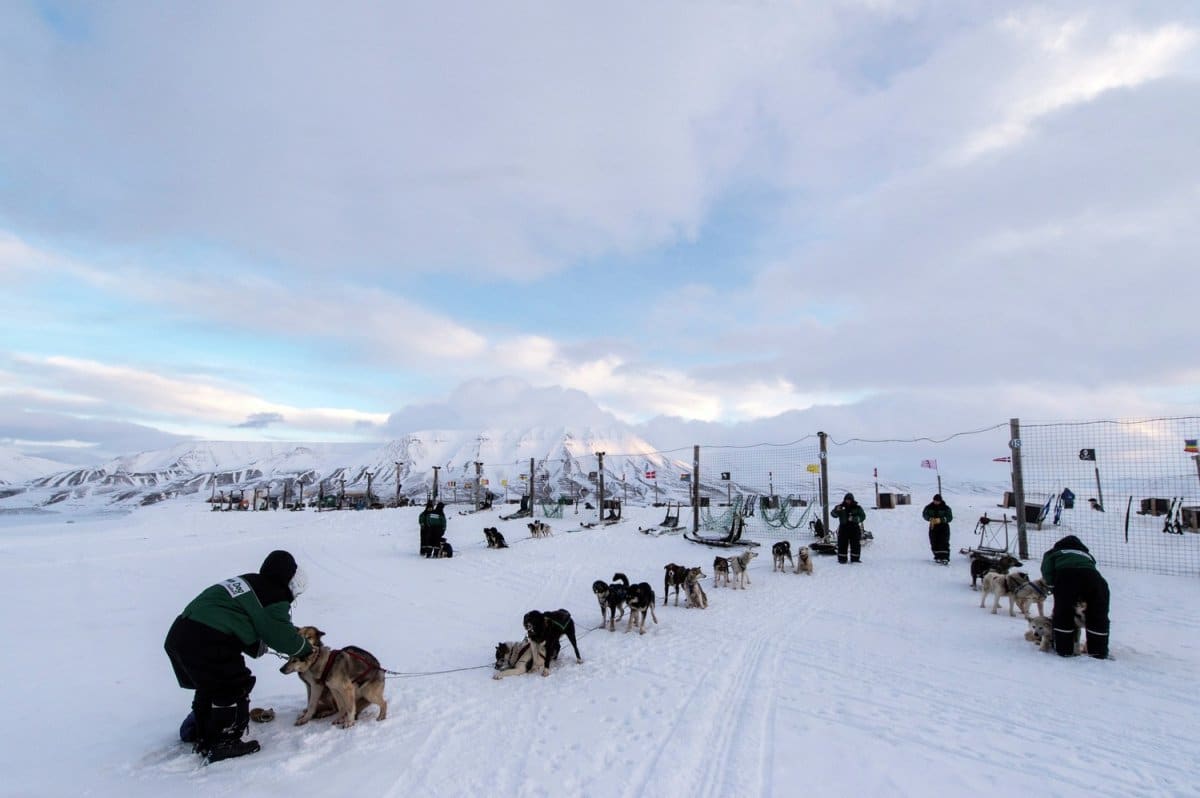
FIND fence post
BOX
[819,432,830,535]
[693,445,700,533]
[597,452,606,525]
[1010,418,1029,559]
[528,457,534,509]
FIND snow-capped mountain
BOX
[0,447,76,486]
[0,426,705,512]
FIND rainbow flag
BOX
[1186,439,1199,454]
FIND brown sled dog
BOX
[281,626,388,728]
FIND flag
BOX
[920,459,937,470]
[720,471,731,480]
[680,473,691,482]
[645,470,656,480]
[992,456,1011,463]
[1186,439,1199,454]
[1078,449,1096,462]
[806,464,820,474]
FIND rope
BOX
[380,624,606,679]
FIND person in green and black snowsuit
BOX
[922,494,953,564]
[831,492,867,564]
[418,500,435,557]
[1041,535,1109,659]
[164,550,312,762]
[419,501,449,558]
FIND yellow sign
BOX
[806,464,820,474]
[501,480,508,487]
[480,479,489,486]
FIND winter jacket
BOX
[425,505,447,535]
[922,500,953,525]
[832,501,866,527]
[1040,535,1098,589]
[180,550,311,659]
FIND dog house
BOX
[1182,506,1200,531]
[876,492,911,509]
[1001,491,1018,508]
[1138,498,1173,516]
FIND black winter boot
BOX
[198,702,260,763]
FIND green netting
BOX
[540,501,564,518]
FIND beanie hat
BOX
[260,550,299,590]
[843,493,855,502]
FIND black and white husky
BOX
[613,573,658,634]
[483,527,508,548]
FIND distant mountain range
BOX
[0,427,708,513]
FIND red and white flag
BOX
[920,459,937,470]
[644,470,656,480]
[992,456,1011,463]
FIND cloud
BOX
[233,412,285,429]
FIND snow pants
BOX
[165,615,255,745]
[837,522,862,563]
[1051,568,1110,659]
[928,522,951,561]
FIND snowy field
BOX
[2,494,1198,798]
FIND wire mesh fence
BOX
[1015,417,1200,576]
[697,439,822,539]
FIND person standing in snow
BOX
[831,492,867,564]
[1040,535,1110,659]
[428,501,449,555]
[922,493,953,564]
[164,550,312,762]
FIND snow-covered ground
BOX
[2,494,1197,797]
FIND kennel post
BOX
[395,461,402,507]
[431,466,440,503]
[529,457,535,510]
[1010,418,1029,560]
[597,452,605,524]
[693,445,701,533]
[819,432,830,535]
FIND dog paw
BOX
[295,715,310,726]
[541,669,551,677]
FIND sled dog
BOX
[493,638,548,679]
[712,557,731,588]
[614,573,658,634]
[522,609,582,671]
[732,550,758,589]
[281,627,387,728]
[794,546,813,575]
[979,570,1031,616]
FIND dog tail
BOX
[613,572,629,586]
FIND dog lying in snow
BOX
[493,638,548,679]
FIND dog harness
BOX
[317,645,381,686]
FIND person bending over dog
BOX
[1040,535,1110,659]
[831,493,866,564]
[164,550,312,762]
[922,493,953,565]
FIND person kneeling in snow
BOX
[164,550,312,762]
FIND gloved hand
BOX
[930,517,942,525]
[243,639,268,658]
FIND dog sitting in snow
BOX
[483,527,508,548]
[280,626,387,728]
[528,520,552,538]
[664,563,701,606]
[979,570,1031,616]
[493,638,548,679]
[732,550,758,589]
[794,545,813,575]
[772,541,794,572]
[684,567,708,608]
[712,557,731,588]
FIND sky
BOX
[1,1,1198,466]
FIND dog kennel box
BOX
[877,493,896,509]
[1139,498,1173,516]
[1001,491,1017,508]
[1023,502,1045,524]
[1182,506,1200,531]
[896,494,911,505]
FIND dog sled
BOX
[684,512,759,548]
[499,495,533,521]
[640,501,683,536]
[959,513,1013,557]
[807,518,873,555]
